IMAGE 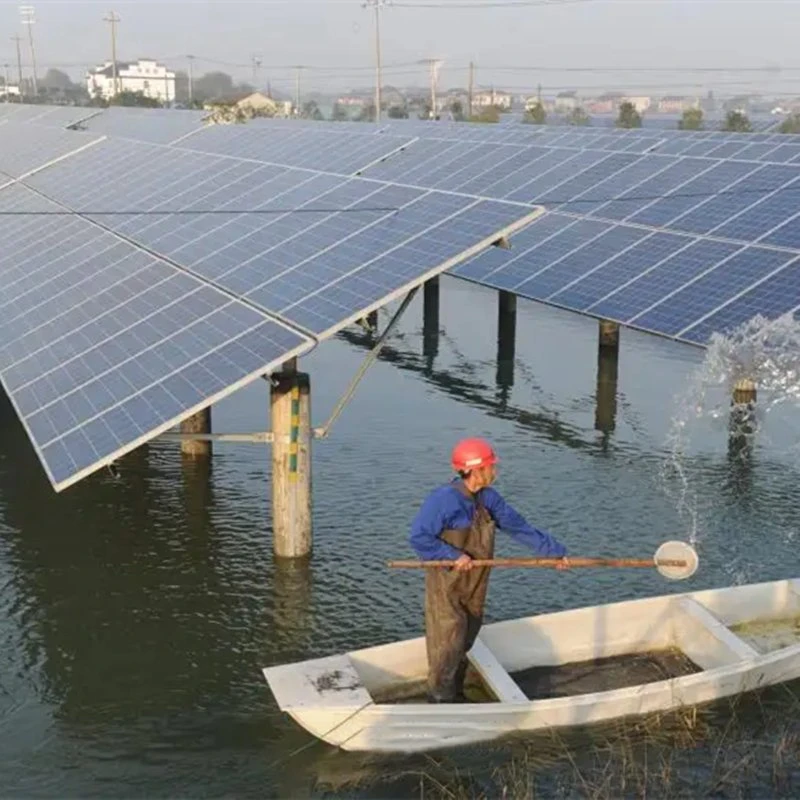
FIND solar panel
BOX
[71,105,208,145]
[176,123,416,175]
[0,183,313,492]
[0,122,103,178]
[22,136,539,338]
[173,117,800,347]
[0,130,538,490]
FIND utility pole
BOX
[429,59,437,120]
[468,60,474,119]
[187,54,194,105]
[19,6,37,97]
[364,0,387,123]
[3,63,9,102]
[11,36,22,100]
[103,11,120,97]
[422,58,441,120]
[251,54,262,88]
[294,65,302,116]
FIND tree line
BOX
[522,100,799,134]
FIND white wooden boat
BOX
[262,577,800,753]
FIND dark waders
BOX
[424,483,495,702]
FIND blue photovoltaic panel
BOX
[584,239,742,321]
[0,121,103,178]
[450,147,554,196]
[560,154,678,215]
[23,135,539,338]
[456,215,610,291]
[283,198,540,334]
[535,151,642,205]
[505,150,611,203]
[512,225,650,299]
[759,210,800,249]
[711,180,800,242]
[73,105,208,145]
[665,164,800,235]
[0,104,98,128]
[0,183,313,492]
[177,124,415,175]
[681,259,800,344]
[546,232,692,311]
[453,212,575,283]
[588,157,716,221]
[625,160,760,228]
[630,247,797,335]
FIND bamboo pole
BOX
[387,557,687,569]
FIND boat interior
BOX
[346,579,800,705]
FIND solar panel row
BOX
[0,122,539,490]
[452,212,800,345]
[0,183,313,491]
[2,107,800,492]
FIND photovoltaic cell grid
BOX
[0,127,538,490]
[3,109,800,487]
[22,136,539,338]
[0,182,313,491]
[0,103,99,128]
[294,120,800,346]
[71,105,210,145]
[176,123,416,175]
[0,123,104,178]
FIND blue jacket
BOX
[409,481,567,561]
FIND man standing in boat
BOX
[409,437,570,703]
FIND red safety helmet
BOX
[451,438,498,473]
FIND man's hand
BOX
[555,557,570,571]
[452,553,473,572]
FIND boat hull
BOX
[263,577,800,753]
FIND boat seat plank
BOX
[468,636,528,703]
[677,597,760,665]
[262,655,373,710]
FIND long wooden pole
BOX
[387,557,687,569]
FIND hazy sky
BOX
[0,0,799,97]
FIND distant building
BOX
[622,96,652,114]
[657,96,697,114]
[473,89,512,110]
[554,91,578,113]
[87,58,176,102]
[584,98,614,114]
[336,95,369,107]
[203,91,293,122]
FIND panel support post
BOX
[366,310,379,333]
[496,290,516,389]
[595,340,619,434]
[180,408,212,457]
[598,319,620,353]
[423,276,440,359]
[730,378,757,449]
[271,363,312,559]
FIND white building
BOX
[86,59,176,103]
[473,89,512,110]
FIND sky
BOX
[0,0,799,98]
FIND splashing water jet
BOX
[661,313,800,548]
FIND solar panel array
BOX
[70,105,209,144]
[4,103,800,490]
[333,123,800,347]
[0,116,538,491]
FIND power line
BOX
[393,0,593,7]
